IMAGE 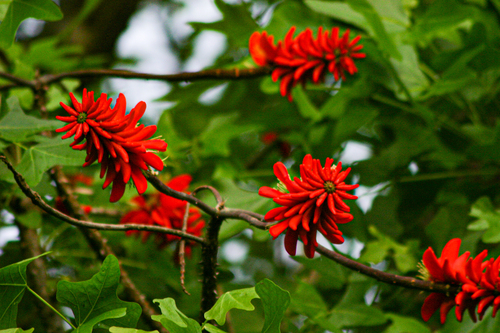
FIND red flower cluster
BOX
[56,89,167,202]
[249,27,365,101]
[420,238,500,323]
[259,154,358,258]
[119,175,205,256]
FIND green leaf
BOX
[13,136,85,186]
[292,87,322,122]
[109,328,159,333]
[383,313,430,333]
[360,226,418,273]
[0,96,62,142]
[292,257,348,289]
[0,0,63,48]
[202,323,227,333]
[199,113,259,157]
[468,196,500,243]
[152,298,201,333]
[0,329,34,333]
[15,210,41,228]
[255,279,290,333]
[0,252,49,329]
[73,308,127,333]
[328,304,387,328]
[333,101,378,145]
[190,0,258,48]
[56,255,141,329]
[204,286,260,325]
[422,45,485,99]
[347,0,401,60]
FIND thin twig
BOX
[179,202,190,296]
[0,156,205,244]
[193,185,224,210]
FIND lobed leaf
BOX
[204,286,259,325]
[0,96,62,142]
[56,255,141,330]
[152,298,201,333]
[0,253,49,329]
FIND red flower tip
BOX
[56,89,167,202]
[249,26,365,101]
[119,175,205,257]
[260,154,357,258]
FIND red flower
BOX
[420,239,471,324]
[259,154,358,258]
[56,89,167,202]
[419,239,497,324]
[249,27,365,101]
[120,175,205,256]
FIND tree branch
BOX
[0,66,271,89]
[0,156,205,244]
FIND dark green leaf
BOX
[204,286,259,325]
[0,0,63,48]
[255,279,290,333]
[152,298,201,333]
[15,210,41,228]
[0,253,49,329]
[328,304,387,328]
[0,329,34,333]
[73,308,127,333]
[56,255,141,329]
[0,96,61,142]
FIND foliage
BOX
[1,0,500,332]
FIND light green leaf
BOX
[199,113,259,157]
[0,0,63,48]
[202,324,227,333]
[0,252,49,329]
[57,255,141,330]
[204,286,260,325]
[14,136,85,186]
[347,0,401,60]
[73,308,126,333]
[255,279,290,333]
[0,96,62,142]
[109,328,159,333]
[383,313,430,333]
[468,196,500,243]
[152,298,201,333]
[0,329,34,333]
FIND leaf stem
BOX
[27,286,76,329]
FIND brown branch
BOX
[0,66,271,89]
[179,202,190,296]
[3,154,459,297]
[146,170,459,295]
[0,156,205,244]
